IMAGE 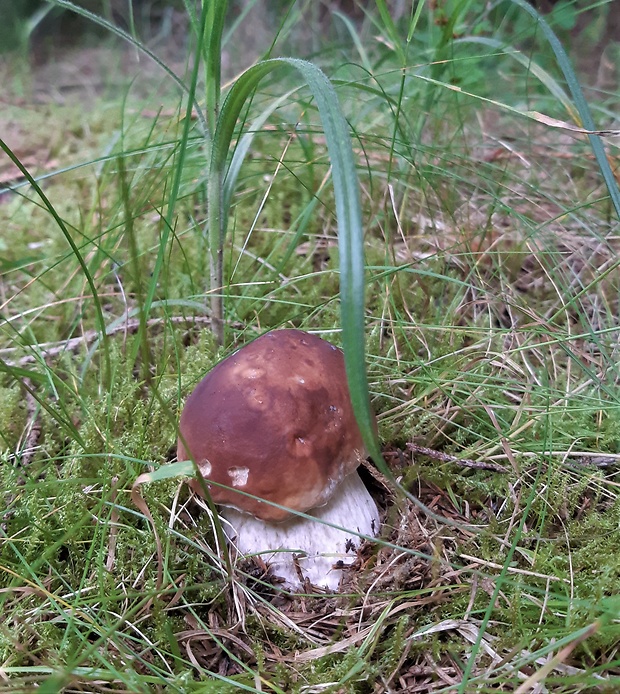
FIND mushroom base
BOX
[220,471,380,591]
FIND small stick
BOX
[406,443,508,473]
[0,315,215,366]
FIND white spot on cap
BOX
[201,460,212,476]
[228,466,250,487]
[297,376,305,384]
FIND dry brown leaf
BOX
[525,110,619,136]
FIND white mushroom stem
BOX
[220,471,380,591]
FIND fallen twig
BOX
[407,443,508,473]
[0,315,213,366]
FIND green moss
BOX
[0,382,25,450]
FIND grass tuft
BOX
[1,0,619,690]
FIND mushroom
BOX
[177,328,380,590]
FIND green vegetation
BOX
[1,0,619,690]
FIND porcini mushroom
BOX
[177,329,380,590]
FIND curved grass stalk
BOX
[208,56,382,465]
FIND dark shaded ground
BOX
[2,0,618,105]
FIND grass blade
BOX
[0,138,111,390]
[507,0,620,221]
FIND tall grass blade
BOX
[134,3,208,370]
[0,138,111,390]
[507,0,620,221]
[375,0,407,64]
[456,36,577,120]
[210,57,383,467]
[204,0,228,136]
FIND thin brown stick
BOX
[20,378,42,470]
[1,315,214,366]
[406,443,508,473]
[106,476,120,573]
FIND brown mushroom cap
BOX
[177,329,369,522]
